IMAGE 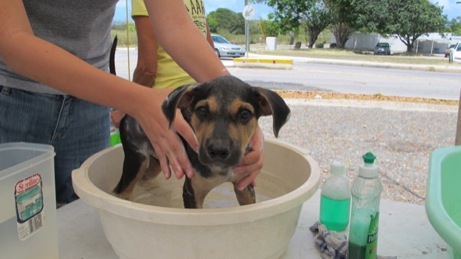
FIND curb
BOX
[233,57,293,69]
[244,53,461,73]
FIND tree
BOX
[252,0,333,47]
[446,17,461,35]
[251,0,316,33]
[301,1,333,48]
[324,0,359,49]
[259,17,280,37]
[354,0,447,52]
[383,0,447,52]
[207,8,245,34]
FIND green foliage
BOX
[111,22,137,47]
[446,17,461,35]
[257,0,316,33]
[259,19,280,37]
[380,0,447,52]
[324,0,358,49]
[302,1,333,48]
[207,8,245,34]
[112,22,136,33]
[255,0,354,48]
[257,0,447,51]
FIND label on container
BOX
[348,210,380,259]
[365,212,379,258]
[14,173,45,240]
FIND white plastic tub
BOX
[0,142,58,259]
[72,139,320,259]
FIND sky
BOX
[113,0,461,23]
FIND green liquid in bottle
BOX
[320,195,351,231]
[348,242,367,258]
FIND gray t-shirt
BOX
[0,0,118,95]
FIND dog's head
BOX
[162,75,290,170]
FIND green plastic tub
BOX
[426,146,461,259]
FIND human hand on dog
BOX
[232,126,264,191]
[135,88,198,180]
[110,110,126,128]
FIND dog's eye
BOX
[196,106,208,118]
[238,109,253,123]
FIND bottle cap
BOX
[363,152,376,164]
[330,160,345,176]
[359,152,379,178]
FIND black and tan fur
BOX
[113,75,290,208]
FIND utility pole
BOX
[245,0,250,55]
[242,0,255,57]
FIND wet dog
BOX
[113,75,290,208]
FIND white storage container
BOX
[0,143,58,259]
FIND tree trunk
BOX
[307,28,321,48]
[331,22,354,49]
[407,45,413,52]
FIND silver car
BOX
[212,34,246,58]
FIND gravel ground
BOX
[257,95,458,205]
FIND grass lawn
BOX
[249,45,460,66]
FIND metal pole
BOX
[245,21,250,57]
[455,89,461,145]
[245,0,250,57]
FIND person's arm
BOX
[143,0,227,82]
[132,15,158,87]
[206,23,215,49]
[111,15,158,127]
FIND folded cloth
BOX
[309,221,348,259]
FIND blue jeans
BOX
[0,86,110,204]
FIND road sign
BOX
[242,5,255,21]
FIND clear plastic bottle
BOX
[348,152,383,259]
[320,160,351,231]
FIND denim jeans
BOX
[0,86,110,204]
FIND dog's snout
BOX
[207,142,231,160]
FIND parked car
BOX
[449,42,461,64]
[445,44,457,58]
[211,34,246,58]
[374,42,391,55]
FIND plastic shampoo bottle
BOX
[320,160,351,231]
[348,152,383,259]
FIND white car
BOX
[449,42,461,63]
[211,34,246,58]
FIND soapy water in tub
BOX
[114,170,295,209]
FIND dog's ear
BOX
[253,87,291,138]
[162,84,199,128]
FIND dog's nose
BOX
[207,143,230,160]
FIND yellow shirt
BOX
[131,0,208,88]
